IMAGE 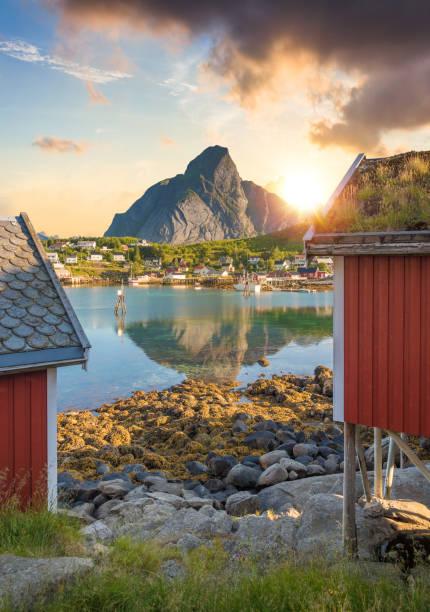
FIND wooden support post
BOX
[343,422,357,556]
[400,433,408,469]
[387,431,430,484]
[383,437,396,500]
[355,426,372,502]
[374,427,383,499]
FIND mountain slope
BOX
[105,145,299,244]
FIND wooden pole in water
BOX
[343,422,357,556]
[374,427,383,499]
[114,284,126,315]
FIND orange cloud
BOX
[86,81,111,105]
[161,135,177,148]
[32,136,92,155]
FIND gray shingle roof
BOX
[0,213,90,373]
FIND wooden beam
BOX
[343,422,358,556]
[400,433,408,469]
[374,427,383,499]
[355,426,372,502]
[387,431,430,484]
[383,437,396,500]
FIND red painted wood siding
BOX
[0,370,47,505]
[344,255,430,436]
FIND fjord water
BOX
[58,286,333,411]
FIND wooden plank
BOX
[387,256,405,433]
[383,437,396,500]
[343,422,357,556]
[344,257,359,423]
[372,256,389,428]
[306,243,430,256]
[0,376,12,495]
[404,257,421,436]
[355,426,372,502]
[358,256,373,426]
[30,371,47,502]
[420,257,430,437]
[387,430,430,484]
[13,373,32,503]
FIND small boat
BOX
[128,275,151,286]
[195,282,202,290]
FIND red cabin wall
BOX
[0,370,47,505]
[344,255,430,437]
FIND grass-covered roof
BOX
[314,151,430,234]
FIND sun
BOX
[278,170,324,212]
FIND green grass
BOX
[21,536,430,612]
[0,497,83,558]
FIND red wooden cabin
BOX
[304,151,430,552]
[0,213,90,507]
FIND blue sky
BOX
[1,0,428,235]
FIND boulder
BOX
[279,457,307,477]
[122,464,146,474]
[244,431,277,451]
[95,499,122,520]
[101,472,131,482]
[0,556,93,608]
[185,461,208,476]
[275,429,296,443]
[98,479,134,498]
[257,464,288,487]
[75,480,101,502]
[364,437,400,467]
[142,473,167,486]
[306,464,326,477]
[124,485,148,501]
[295,455,313,466]
[234,512,298,555]
[293,443,318,458]
[255,420,279,433]
[81,520,114,543]
[225,464,260,489]
[66,502,95,524]
[259,450,288,469]
[144,492,189,509]
[232,421,249,434]
[176,534,204,551]
[225,492,259,516]
[149,481,184,496]
[208,455,238,478]
[205,478,224,493]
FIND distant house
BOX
[315,256,334,272]
[77,241,96,250]
[221,262,235,273]
[46,251,59,264]
[274,259,290,271]
[144,257,162,269]
[130,239,149,247]
[87,252,103,262]
[294,254,306,267]
[65,254,78,264]
[219,256,233,266]
[198,265,219,277]
[168,257,188,272]
[55,268,71,279]
[51,241,69,251]
[297,267,327,279]
[248,256,261,266]
[121,244,128,251]
[113,252,126,262]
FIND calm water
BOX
[58,286,333,411]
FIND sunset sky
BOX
[1,1,430,236]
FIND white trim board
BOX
[47,368,57,511]
[333,256,344,421]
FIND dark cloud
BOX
[32,136,91,154]
[44,1,430,150]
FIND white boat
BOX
[128,275,151,285]
[195,282,202,290]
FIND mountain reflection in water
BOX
[59,286,333,410]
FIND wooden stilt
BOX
[400,433,408,469]
[383,437,396,500]
[374,427,383,499]
[114,285,126,316]
[355,426,372,502]
[387,431,430,484]
[343,422,357,556]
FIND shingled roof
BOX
[305,151,430,256]
[0,213,90,373]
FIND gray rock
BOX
[293,443,318,458]
[124,485,148,501]
[275,429,296,442]
[288,470,298,481]
[225,464,260,489]
[364,437,400,466]
[144,492,189,509]
[0,555,93,608]
[95,499,123,520]
[306,464,326,477]
[98,479,134,498]
[244,431,277,451]
[65,502,95,523]
[254,420,279,433]
[181,493,214,509]
[279,457,307,477]
[259,450,288,469]
[257,464,288,487]
[93,493,109,506]
[81,520,114,543]
[135,471,149,483]
[185,461,208,475]
[208,455,238,478]
[149,481,184,496]
[225,491,259,516]
[205,478,224,493]
[232,421,248,434]
[96,463,110,476]
[101,472,130,482]
[177,534,203,551]
[161,560,186,580]
[75,480,100,502]
[122,464,146,474]
[142,475,167,487]
[234,512,298,555]
[295,455,313,466]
